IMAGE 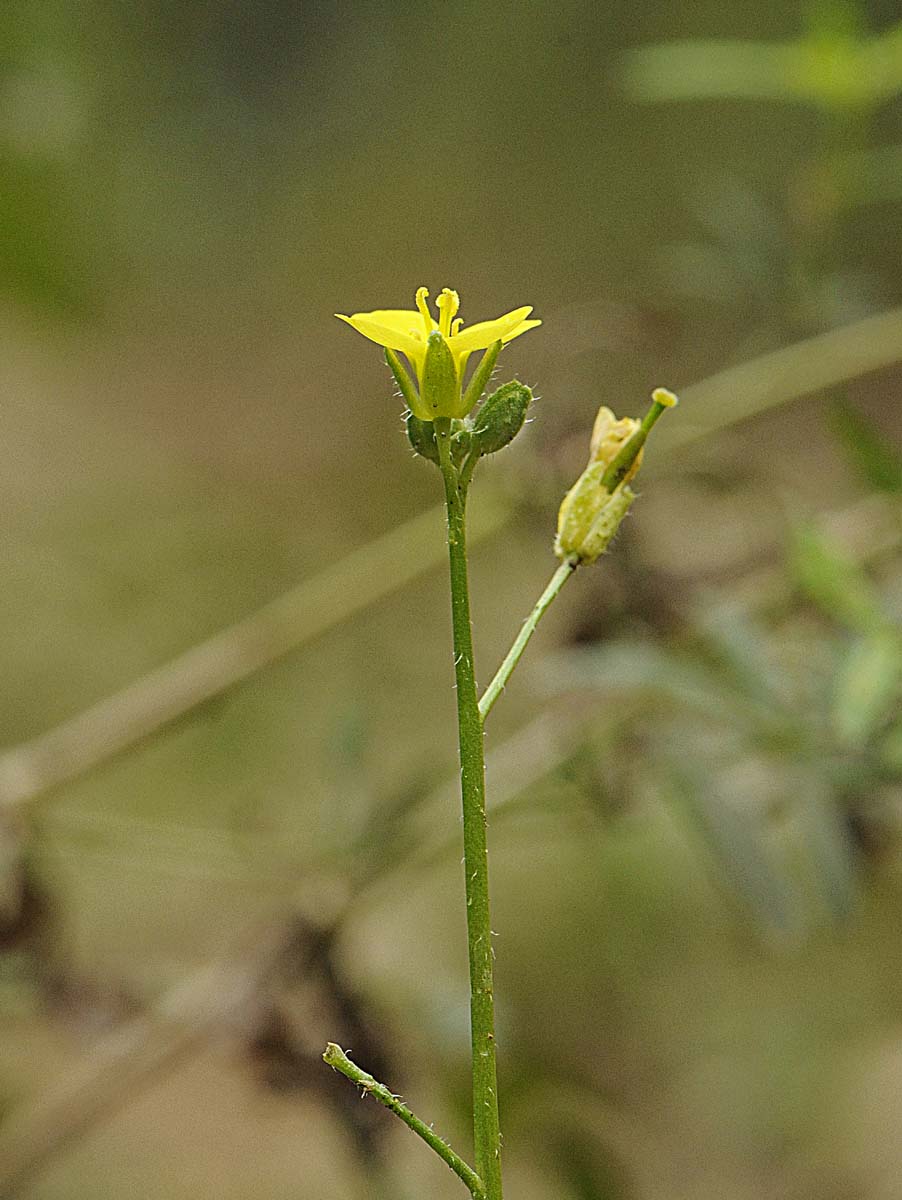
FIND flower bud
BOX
[471,381,532,456]
[451,426,473,465]
[406,413,439,463]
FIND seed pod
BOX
[555,471,636,564]
[471,381,532,456]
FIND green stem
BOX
[323,1044,485,1200]
[435,419,504,1200]
[479,558,578,721]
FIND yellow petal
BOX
[448,306,535,353]
[336,313,423,358]
[500,318,542,344]
[351,308,433,337]
[372,311,437,351]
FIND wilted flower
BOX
[556,389,677,564]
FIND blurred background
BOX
[1,0,900,1197]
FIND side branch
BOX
[323,1043,485,1199]
[479,557,578,721]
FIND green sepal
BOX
[461,339,502,415]
[471,380,532,456]
[406,412,440,464]
[385,348,425,418]
[421,330,460,418]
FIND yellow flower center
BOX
[413,286,462,341]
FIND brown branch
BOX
[0,915,293,1198]
[0,499,508,813]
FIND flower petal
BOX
[368,309,436,336]
[500,318,542,344]
[336,313,424,357]
[448,306,536,353]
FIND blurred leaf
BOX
[689,174,785,297]
[690,173,780,254]
[832,631,901,747]
[829,398,902,494]
[326,703,369,776]
[0,150,94,315]
[541,640,795,746]
[658,241,744,303]
[542,640,722,716]
[862,20,902,105]
[669,765,802,938]
[830,142,902,210]
[622,18,902,112]
[789,522,887,632]
[622,40,807,105]
[794,790,859,920]
[546,1130,628,1200]
[692,597,794,711]
[881,722,902,772]
[804,0,866,41]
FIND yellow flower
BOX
[336,286,541,419]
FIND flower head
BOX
[336,286,541,419]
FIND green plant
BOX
[622,2,902,332]
[325,286,676,1199]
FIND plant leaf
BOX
[789,522,887,633]
[829,398,902,494]
[832,631,901,747]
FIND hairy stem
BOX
[479,557,578,721]
[323,1044,484,1199]
[435,420,503,1200]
